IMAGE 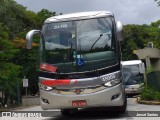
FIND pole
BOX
[23,76,28,106]
[26,87,27,106]
[144,73,148,90]
[17,81,20,105]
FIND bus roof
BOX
[121,60,142,66]
[45,11,113,23]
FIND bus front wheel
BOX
[117,97,127,113]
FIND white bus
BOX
[122,60,145,96]
[26,11,126,115]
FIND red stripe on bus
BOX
[41,79,71,86]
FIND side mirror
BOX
[26,30,41,49]
[116,21,123,42]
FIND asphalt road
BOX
[2,98,160,120]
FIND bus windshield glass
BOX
[41,17,118,73]
[122,65,144,85]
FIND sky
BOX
[15,0,160,25]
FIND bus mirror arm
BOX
[116,21,123,42]
[26,30,41,49]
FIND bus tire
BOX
[118,97,127,113]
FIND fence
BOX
[146,71,160,91]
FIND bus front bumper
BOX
[40,83,125,110]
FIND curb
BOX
[137,97,160,105]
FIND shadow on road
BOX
[47,108,132,120]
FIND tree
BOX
[0,62,21,106]
[155,0,160,6]
[0,0,27,39]
[121,25,145,60]
[24,10,39,29]
[151,20,160,27]
[0,0,59,107]
[37,9,56,28]
[121,23,160,60]
[0,37,21,106]
[13,47,39,95]
[0,0,24,106]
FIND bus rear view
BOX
[26,11,126,115]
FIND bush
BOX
[140,89,154,100]
[154,92,160,101]
[140,88,160,101]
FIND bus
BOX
[121,60,145,96]
[26,11,126,115]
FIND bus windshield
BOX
[41,17,118,73]
[122,65,144,85]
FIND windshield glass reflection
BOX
[122,65,144,85]
[41,17,118,73]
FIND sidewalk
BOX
[0,105,39,112]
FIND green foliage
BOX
[13,48,39,95]
[0,62,21,87]
[121,25,146,60]
[140,88,160,101]
[140,89,154,100]
[151,20,160,27]
[146,26,160,48]
[121,23,160,60]
[155,0,160,6]
[0,38,22,106]
[24,10,39,29]
[0,0,59,107]
[146,66,155,74]
[154,91,160,100]
[37,9,56,28]
[0,39,19,61]
[0,0,27,39]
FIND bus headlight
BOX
[39,84,53,91]
[104,79,122,87]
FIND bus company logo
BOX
[2,112,11,117]
[68,74,86,78]
[2,112,42,118]
[75,89,82,94]
[102,74,116,82]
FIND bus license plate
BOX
[72,100,87,107]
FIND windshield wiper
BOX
[90,34,103,50]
